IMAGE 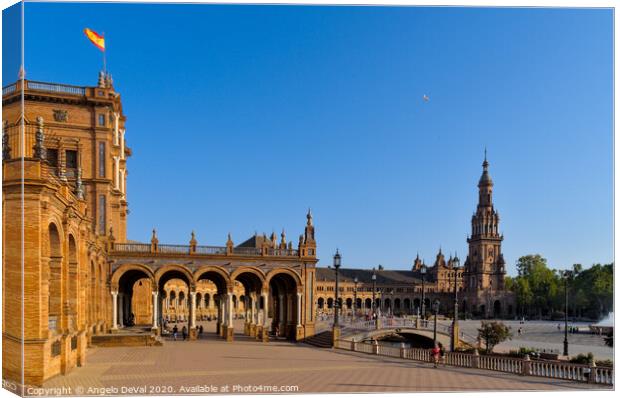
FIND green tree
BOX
[512,257,613,320]
[477,321,512,354]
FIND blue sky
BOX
[3,3,613,274]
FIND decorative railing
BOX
[110,242,302,257]
[445,351,473,367]
[479,355,522,374]
[26,81,86,96]
[195,245,227,255]
[267,248,300,256]
[112,243,152,252]
[158,244,191,254]
[335,339,613,386]
[2,83,16,96]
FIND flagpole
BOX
[102,31,106,73]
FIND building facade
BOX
[2,74,512,386]
[314,156,514,320]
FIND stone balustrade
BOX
[335,339,613,386]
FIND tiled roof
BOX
[315,267,425,284]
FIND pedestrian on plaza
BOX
[431,344,440,368]
[438,343,446,366]
[182,326,187,340]
[172,325,178,341]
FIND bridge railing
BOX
[334,339,613,386]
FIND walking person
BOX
[172,325,178,341]
[431,343,440,368]
[438,343,446,366]
[182,325,187,341]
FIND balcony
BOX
[110,242,301,258]
[2,80,87,98]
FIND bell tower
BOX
[464,152,506,295]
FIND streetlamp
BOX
[562,270,573,356]
[353,277,358,320]
[433,299,440,346]
[371,268,377,317]
[333,249,341,328]
[420,265,427,320]
[451,255,460,351]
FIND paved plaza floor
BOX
[443,320,613,360]
[40,323,610,394]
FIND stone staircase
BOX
[302,331,333,348]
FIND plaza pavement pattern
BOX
[41,332,609,394]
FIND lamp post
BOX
[331,249,342,347]
[371,269,377,316]
[562,270,572,356]
[420,265,427,320]
[451,255,460,351]
[333,250,341,328]
[371,269,380,329]
[433,299,440,346]
[353,277,358,320]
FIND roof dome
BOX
[478,158,493,187]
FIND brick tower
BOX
[463,153,508,317]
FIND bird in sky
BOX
[423,94,430,102]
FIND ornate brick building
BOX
[314,155,514,319]
[2,73,512,387]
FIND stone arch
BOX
[230,266,265,285]
[493,300,502,318]
[365,298,372,309]
[111,264,155,289]
[89,260,97,327]
[67,234,79,329]
[265,268,302,288]
[317,297,325,309]
[155,264,194,289]
[179,291,186,308]
[327,297,334,309]
[356,298,362,310]
[194,266,231,291]
[47,222,63,333]
[413,298,421,310]
[346,297,353,309]
[394,298,401,310]
[194,266,231,332]
[111,264,155,328]
[268,270,301,340]
[196,292,202,308]
[98,261,106,327]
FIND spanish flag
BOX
[84,28,105,51]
